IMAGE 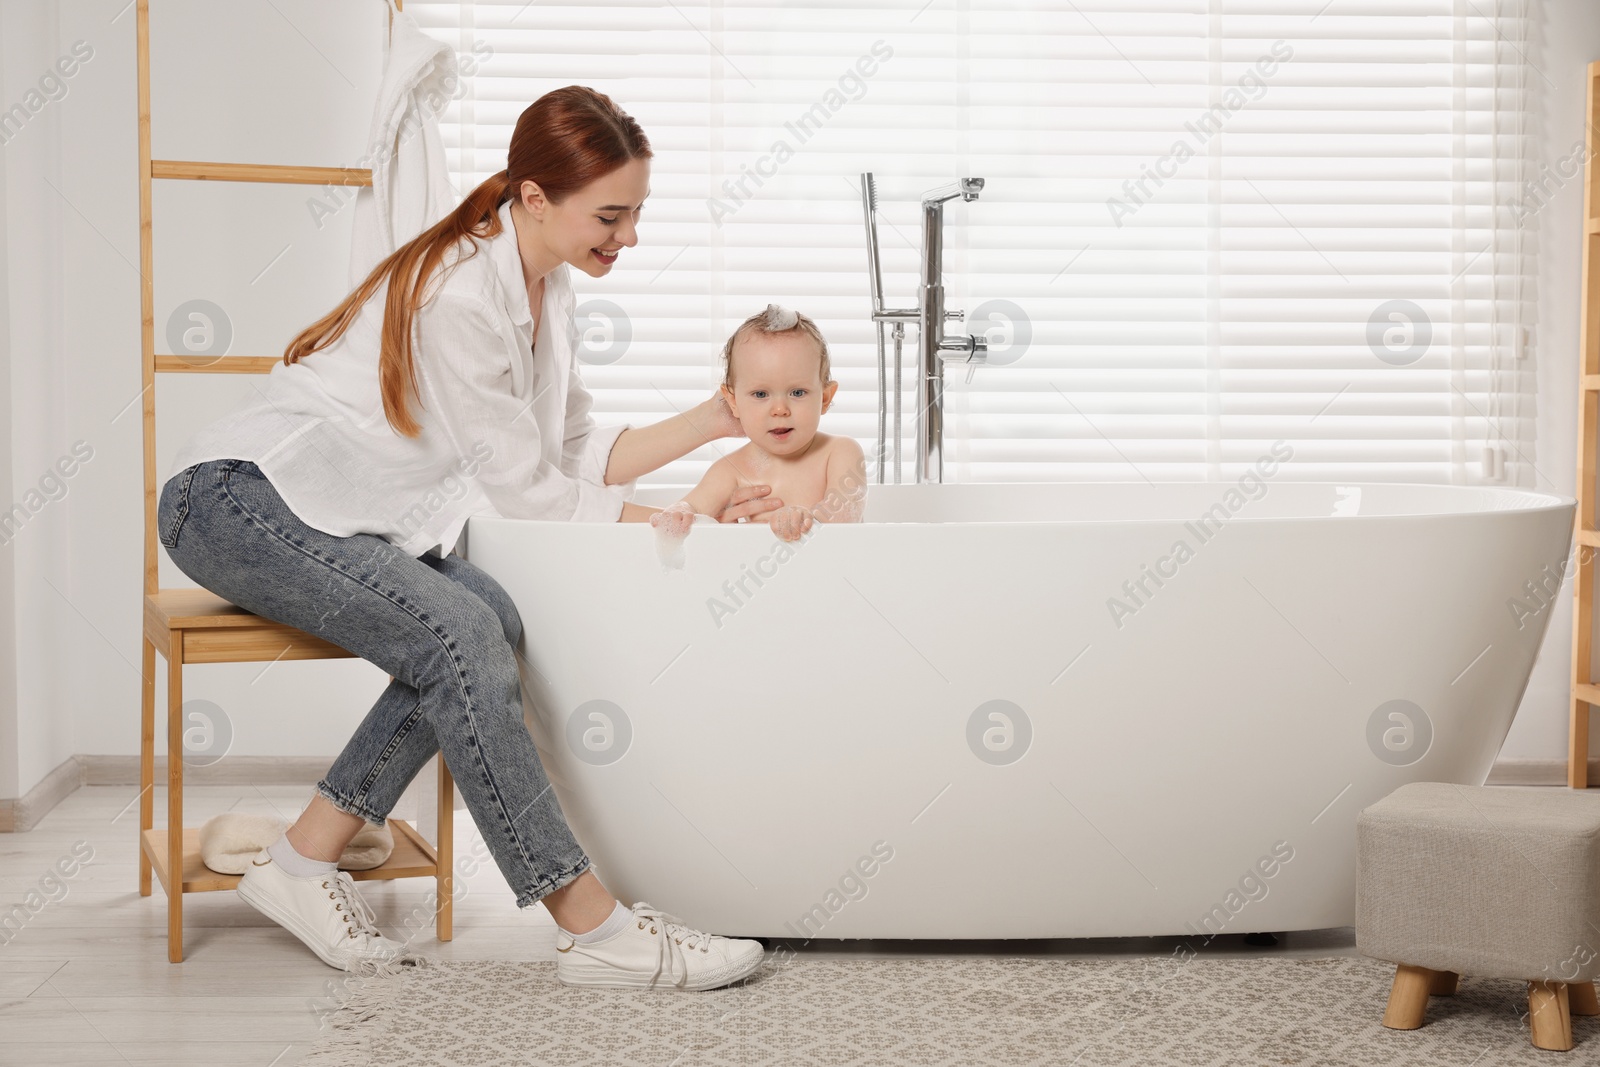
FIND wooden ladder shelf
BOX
[1570,61,1600,789]
[135,0,452,962]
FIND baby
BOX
[651,304,867,543]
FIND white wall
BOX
[0,5,20,801]
[3,0,76,800]
[1,0,1596,800]
[1498,0,1598,762]
[2,0,396,799]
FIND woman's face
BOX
[518,157,650,279]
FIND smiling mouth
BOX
[593,248,619,265]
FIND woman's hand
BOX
[716,484,785,524]
[604,393,747,487]
[769,505,815,542]
[690,391,745,441]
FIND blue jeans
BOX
[157,458,591,908]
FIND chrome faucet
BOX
[860,173,988,484]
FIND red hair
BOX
[282,85,652,437]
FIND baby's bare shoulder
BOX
[701,450,747,483]
[813,433,864,471]
[792,434,842,472]
[805,432,853,456]
[823,434,864,459]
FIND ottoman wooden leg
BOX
[1527,980,1573,1052]
[1570,980,1600,1017]
[1429,970,1459,996]
[1383,964,1436,1030]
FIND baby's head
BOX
[719,304,838,455]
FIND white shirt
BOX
[168,197,634,558]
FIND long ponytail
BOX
[282,86,652,438]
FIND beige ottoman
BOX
[1356,781,1600,1051]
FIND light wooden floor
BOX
[1,784,1360,1065]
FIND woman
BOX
[157,86,782,991]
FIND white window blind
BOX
[407,0,1534,489]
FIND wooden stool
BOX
[1380,965,1600,1051]
[1356,782,1600,1052]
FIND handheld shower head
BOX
[861,172,885,315]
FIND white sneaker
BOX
[555,901,765,991]
[236,849,403,970]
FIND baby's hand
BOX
[650,501,696,539]
[769,505,815,542]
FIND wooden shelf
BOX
[143,589,357,664]
[141,819,440,897]
[1574,61,1600,788]
[131,0,443,964]
[151,160,374,186]
[154,356,280,375]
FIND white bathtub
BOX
[465,481,1574,940]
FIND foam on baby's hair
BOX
[719,304,832,388]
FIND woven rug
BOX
[301,954,1596,1066]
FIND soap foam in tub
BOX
[652,508,716,570]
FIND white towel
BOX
[348,0,462,289]
[196,813,395,874]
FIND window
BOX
[408,1,1535,488]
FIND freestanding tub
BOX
[465,479,1575,940]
